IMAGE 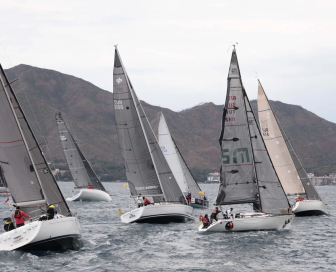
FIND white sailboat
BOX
[257,80,327,216]
[55,113,112,202]
[199,47,294,232]
[158,113,209,209]
[0,64,82,251]
[113,46,193,223]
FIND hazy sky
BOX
[1,0,336,122]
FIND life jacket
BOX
[88,185,93,189]
[5,221,11,225]
[14,211,22,218]
[203,217,209,223]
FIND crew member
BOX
[47,204,57,220]
[14,207,30,228]
[143,197,151,206]
[137,194,144,208]
[186,193,191,204]
[210,207,220,222]
[226,207,233,218]
[295,194,303,202]
[3,217,15,232]
[202,214,210,228]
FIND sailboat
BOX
[113,47,193,223]
[199,47,294,232]
[0,64,82,251]
[257,80,328,216]
[158,113,209,209]
[55,113,112,202]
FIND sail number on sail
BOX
[114,100,123,109]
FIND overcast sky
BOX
[1,0,336,122]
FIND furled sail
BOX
[55,113,106,191]
[158,113,189,194]
[257,81,320,200]
[216,49,290,214]
[158,112,202,197]
[0,64,71,217]
[113,48,186,204]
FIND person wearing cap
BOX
[210,207,220,223]
[3,217,15,232]
[137,194,144,208]
[13,206,30,228]
[226,208,234,218]
[47,204,57,220]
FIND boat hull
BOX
[67,188,112,202]
[292,200,328,216]
[120,203,194,223]
[199,213,294,232]
[0,215,82,251]
[190,198,209,209]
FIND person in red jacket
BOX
[143,197,151,206]
[13,206,30,228]
[202,214,210,228]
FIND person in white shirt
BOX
[137,194,144,208]
[226,208,233,218]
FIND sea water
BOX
[0,183,335,272]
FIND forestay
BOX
[55,113,106,191]
[216,49,290,214]
[113,48,186,204]
[258,81,320,200]
[0,64,71,217]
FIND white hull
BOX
[0,215,82,251]
[199,213,294,232]
[67,189,112,202]
[120,203,194,223]
[292,200,328,216]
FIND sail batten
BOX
[216,49,290,214]
[113,48,186,204]
[257,81,321,200]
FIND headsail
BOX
[113,48,186,204]
[158,112,202,197]
[257,81,320,200]
[158,113,189,194]
[0,64,71,217]
[55,113,106,191]
[216,49,290,214]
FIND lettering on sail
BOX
[260,120,269,137]
[114,100,123,109]
[225,96,236,122]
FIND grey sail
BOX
[55,113,106,191]
[258,82,320,200]
[216,49,290,214]
[113,48,186,204]
[174,140,202,197]
[0,64,71,217]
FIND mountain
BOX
[4,64,336,180]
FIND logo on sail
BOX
[225,221,234,231]
[60,135,67,141]
[260,120,269,137]
[116,77,122,84]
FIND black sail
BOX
[55,113,106,191]
[113,48,186,204]
[0,64,71,217]
[216,49,290,214]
